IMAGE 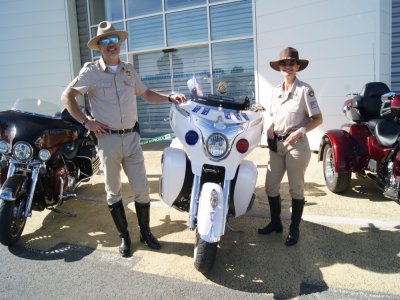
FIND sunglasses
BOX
[278,59,298,67]
[99,35,119,46]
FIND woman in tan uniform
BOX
[258,47,323,246]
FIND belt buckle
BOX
[118,129,125,135]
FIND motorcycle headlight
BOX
[13,142,33,161]
[39,149,51,161]
[206,133,228,159]
[0,141,9,154]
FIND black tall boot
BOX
[258,195,283,234]
[135,202,161,249]
[108,201,131,257]
[285,198,305,246]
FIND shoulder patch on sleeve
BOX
[83,61,95,68]
[308,90,315,97]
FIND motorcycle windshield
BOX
[187,76,250,111]
[0,99,76,146]
[11,98,61,118]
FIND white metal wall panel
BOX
[392,0,400,92]
[255,0,391,150]
[0,0,80,112]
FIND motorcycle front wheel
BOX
[193,230,218,274]
[0,196,27,246]
[323,144,351,193]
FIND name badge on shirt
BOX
[125,70,132,80]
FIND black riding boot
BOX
[135,202,161,249]
[108,200,131,257]
[285,198,305,246]
[258,195,283,234]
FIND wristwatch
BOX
[299,127,306,136]
[168,94,174,103]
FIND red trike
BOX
[318,82,400,202]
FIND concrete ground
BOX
[17,142,400,298]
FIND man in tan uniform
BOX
[61,21,186,257]
[258,47,323,246]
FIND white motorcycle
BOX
[159,78,263,273]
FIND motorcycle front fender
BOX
[233,160,257,217]
[0,175,26,201]
[197,182,225,243]
[160,147,187,206]
[318,129,365,172]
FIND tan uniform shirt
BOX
[69,57,147,130]
[269,77,321,135]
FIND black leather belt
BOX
[106,123,139,135]
[276,134,290,142]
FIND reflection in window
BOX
[131,45,210,137]
[167,8,208,46]
[125,0,162,18]
[89,0,123,24]
[165,0,205,10]
[210,0,252,41]
[132,52,171,138]
[127,16,164,51]
[171,46,210,96]
[212,39,255,103]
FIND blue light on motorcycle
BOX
[185,130,199,145]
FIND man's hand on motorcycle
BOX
[170,93,186,104]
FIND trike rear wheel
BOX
[323,144,351,193]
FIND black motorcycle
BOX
[0,98,100,245]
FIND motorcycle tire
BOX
[0,196,27,246]
[193,231,218,274]
[323,144,351,193]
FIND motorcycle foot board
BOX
[197,182,225,243]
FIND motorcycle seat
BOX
[373,119,400,147]
[350,82,390,123]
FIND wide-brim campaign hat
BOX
[269,47,309,71]
[87,21,128,50]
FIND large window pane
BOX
[132,52,171,138]
[130,45,210,137]
[125,0,162,18]
[89,0,123,24]
[171,46,210,96]
[212,39,255,103]
[127,16,164,51]
[210,0,253,40]
[166,8,208,46]
[165,0,205,10]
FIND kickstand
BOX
[48,207,77,217]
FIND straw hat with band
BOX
[87,21,128,50]
[269,47,309,72]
